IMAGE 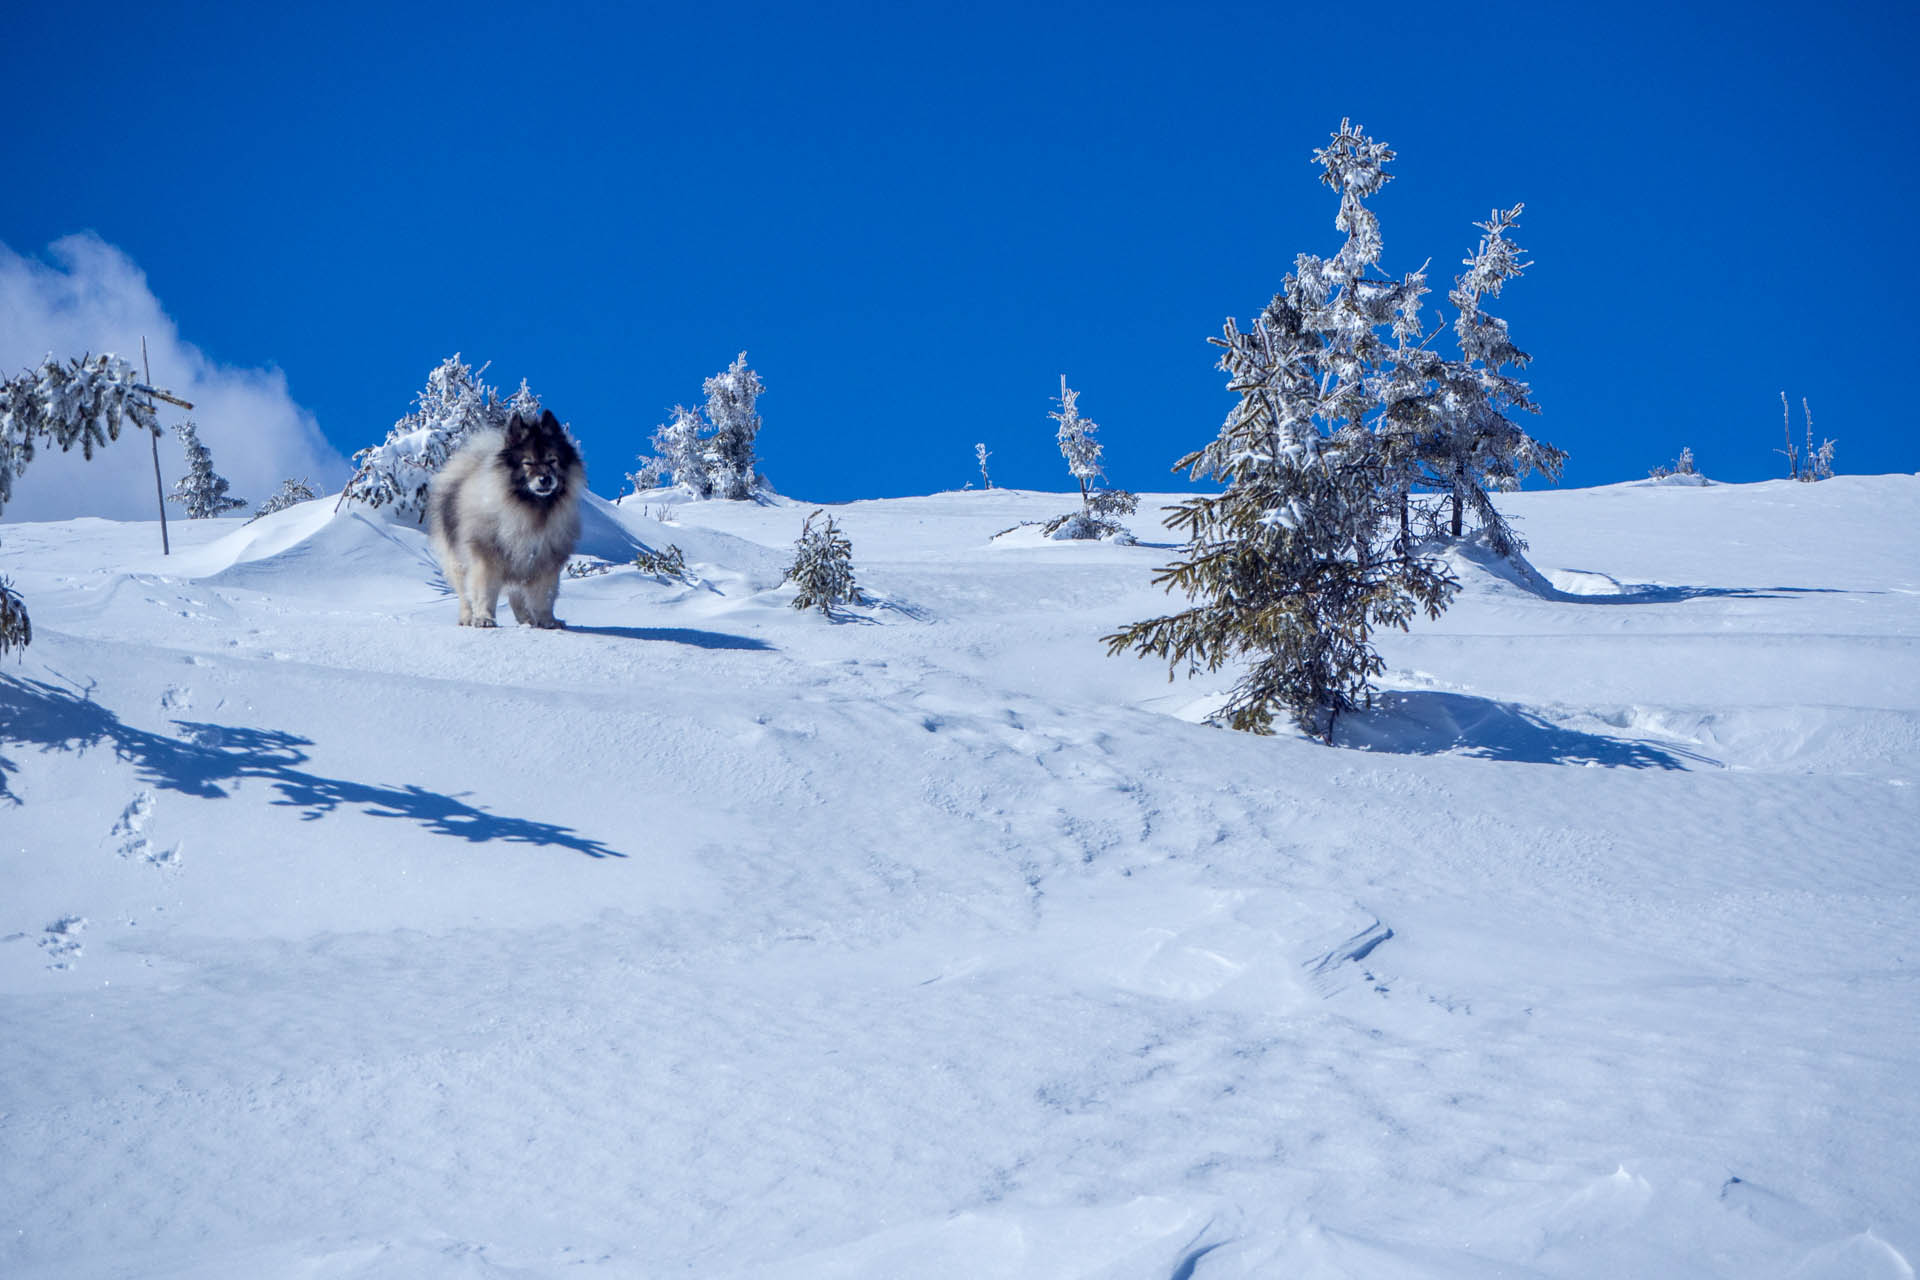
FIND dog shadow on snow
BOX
[0,673,625,857]
[564,624,772,649]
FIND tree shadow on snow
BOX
[564,624,772,650]
[1339,690,1716,770]
[0,674,625,856]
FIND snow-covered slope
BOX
[1,477,1916,1279]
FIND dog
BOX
[428,410,585,628]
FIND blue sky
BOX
[3,0,1915,505]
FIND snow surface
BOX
[2,477,1917,1279]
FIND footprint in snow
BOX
[111,789,180,867]
[39,916,86,970]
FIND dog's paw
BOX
[532,617,564,630]
[470,616,498,628]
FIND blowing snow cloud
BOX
[0,233,345,523]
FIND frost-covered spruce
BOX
[0,353,164,654]
[1105,120,1457,742]
[168,420,247,518]
[339,355,537,522]
[1046,377,1136,540]
[649,404,711,498]
[700,352,765,500]
[0,577,28,657]
[783,510,859,614]
[248,477,318,522]
[1052,376,1104,498]
[0,353,160,515]
[975,442,993,489]
[1427,207,1564,547]
[626,455,667,495]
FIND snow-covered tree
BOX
[626,456,668,495]
[248,477,318,522]
[1648,447,1696,480]
[1105,120,1460,742]
[1,353,165,655]
[643,353,770,500]
[0,574,27,657]
[1052,377,1104,499]
[783,510,859,614]
[975,442,993,489]
[1,353,160,516]
[339,354,539,521]
[167,420,247,518]
[701,352,765,500]
[1047,377,1137,540]
[649,404,712,498]
[1421,207,1564,548]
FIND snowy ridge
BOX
[1,477,1916,1278]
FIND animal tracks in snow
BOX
[111,789,180,867]
[38,916,87,970]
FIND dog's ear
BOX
[538,409,562,437]
[504,413,530,446]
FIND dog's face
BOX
[502,410,580,503]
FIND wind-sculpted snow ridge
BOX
[0,478,1916,1278]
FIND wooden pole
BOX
[143,338,170,556]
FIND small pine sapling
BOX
[248,477,318,522]
[627,456,668,494]
[564,556,615,578]
[1,578,29,657]
[167,420,248,518]
[1648,447,1699,480]
[634,544,688,579]
[783,510,860,614]
[1045,377,1137,540]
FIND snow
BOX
[2,476,1916,1278]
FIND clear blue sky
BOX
[4,0,1914,501]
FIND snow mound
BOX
[578,494,787,590]
[1433,529,1560,599]
[198,502,439,600]
[171,492,788,600]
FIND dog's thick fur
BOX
[428,410,585,628]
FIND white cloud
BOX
[0,233,347,523]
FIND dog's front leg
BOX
[464,558,503,627]
[444,555,474,626]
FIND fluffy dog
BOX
[428,410,585,628]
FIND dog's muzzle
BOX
[529,475,558,497]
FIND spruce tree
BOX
[340,354,539,521]
[1,353,164,655]
[783,510,859,614]
[649,404,712,498]
[1045,378,1137,539]
[1421,206,1565,549]
[168,420,247,518]
[1104,121,1458,742]
[248,477,318,522]
[701,352,765,500]
[0,575,28,657]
